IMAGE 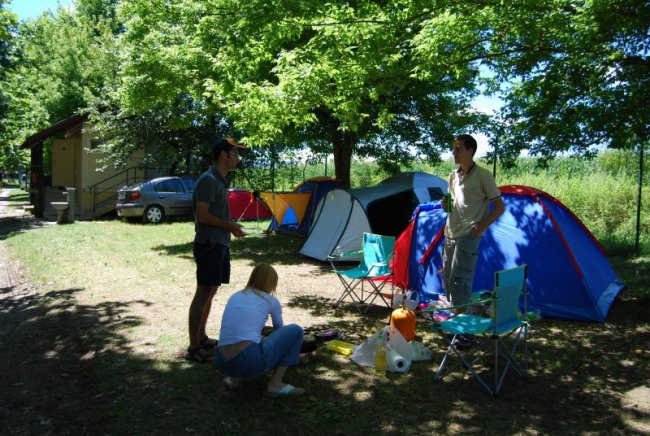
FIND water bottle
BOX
[374,335,387,375]
[443,193,453,211]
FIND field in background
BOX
[234,149,649,254]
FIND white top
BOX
[218,288,283,346]
[445,163,501,239]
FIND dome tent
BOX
[300,172,447,261]
[391,185,625,322]
[228,189,272,221]
[262,177,339,236]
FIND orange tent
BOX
[259,192,311,227]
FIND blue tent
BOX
[267,177,339,236]
[394,185,624,322]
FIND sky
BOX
[7,0,73,21]
[7,0,501,158]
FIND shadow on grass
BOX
[0,216,54,241]
[281,290,649,434]
[1,252,647,433]
[151,232,334,272]
[0,287,153,433]
[610,255,650,299]
[4,191,29,204]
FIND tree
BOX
[115,0,489,187]
[483,0,649,157]
[87,94,229,175]
[0,0,19,169]
[483,0,649,251]
[0,6,119,168]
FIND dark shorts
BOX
[193,241,230,286]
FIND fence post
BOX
[635,141,645,253]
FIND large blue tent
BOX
[393,185,625,322]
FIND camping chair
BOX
[423,265,530,395]
[328,233,396,314]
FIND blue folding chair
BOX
[328,233,395,313]
[423,265,530,395]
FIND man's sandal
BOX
[200,335,218,349]
[184,345,213,363]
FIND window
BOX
[154,178,184,193]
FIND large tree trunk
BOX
[317,109,355,188]
[332,131,355,188]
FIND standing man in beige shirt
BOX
[441,134,505,345]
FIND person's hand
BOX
[470,225,482,237]
[440,199,447,212]
[230,222,247,238]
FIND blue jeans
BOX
[214,324,304,378]
[443,235,481,309]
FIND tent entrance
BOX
[367,191,419,237]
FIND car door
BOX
[153,178,190,216]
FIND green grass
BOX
[3,188,30,208]
[0,216,648,434]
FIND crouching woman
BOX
[215,263,305,396]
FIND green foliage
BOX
[0,6,119,172]
[115,0,489,187]
[485,0,650,156]
[87,95,231,174]
[1,0,648,189]
[0,1,19,168]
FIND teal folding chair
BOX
[327,233,395,313]
[423,265,530,395]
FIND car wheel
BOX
[144,205,165,223]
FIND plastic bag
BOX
[410,342,433,361]
[350,329,382,367]
[392,290,420,310]
[351,326,414,372]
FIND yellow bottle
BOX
[374,336,387,375]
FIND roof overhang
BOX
[20,114,88,150]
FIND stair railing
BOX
[90,167,147,215]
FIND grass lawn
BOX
[0,211,648,434]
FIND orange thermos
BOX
[390,307,416,341]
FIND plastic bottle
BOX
[374,335,387,375]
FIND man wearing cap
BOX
[186,137,247,363]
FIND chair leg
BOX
[493,328,528,395]
[362,277,393,311]
[435,334,495,396]
[333,274,366,312]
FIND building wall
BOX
[76,122,146,216]
[80,122,145,188]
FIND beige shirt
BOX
[445,163,501,239]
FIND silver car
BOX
[116,176,196,223]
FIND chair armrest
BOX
[421,297,493,313]
[327,249,363,261]
[366,261,393,275]
[471,290,492,301]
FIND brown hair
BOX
[454,134,478,156]
[246,263,278,294]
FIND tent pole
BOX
[492,130,499,180]
[635,140,645,254]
